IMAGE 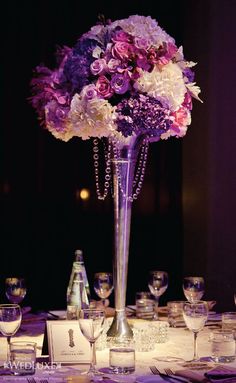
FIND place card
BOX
[46,320,90,364]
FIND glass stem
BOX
[154,296,159,319]
[88,341,96,374]
[6,336,11,363]
[193,331,198,361]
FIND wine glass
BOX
[0,304,22,364]
[148,270,168,319]
[78,308,105,376]
[5,278,27,305]
[183,276,205,303]
[94,272,114,306]
[183,300,208,362]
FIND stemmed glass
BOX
[0,304,22,364]
[78,308,105,376]
[148,270,168,319]
[183,301,208,362]
[5,278,27,305]
[94,272,114,307]
[183,276,205,303]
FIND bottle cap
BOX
[75,249,83,262]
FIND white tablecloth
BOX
[0,312,234,382]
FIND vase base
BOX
[106,311,133,346]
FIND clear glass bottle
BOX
[74,250,91,300]
[67,271,89,319]
[67,249,91,304]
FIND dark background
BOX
[1,0,236,312]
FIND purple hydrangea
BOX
[63,38,98,93]
[183,68,195,82]
[115,94,171,138]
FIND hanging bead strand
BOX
[93,138,112,200]
[111,137,149,202]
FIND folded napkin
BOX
[205,365,236,382]
[175,369,208,382]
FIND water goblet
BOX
[183,276,205,303]
[183,300,208,362]
[78,308,105,376]
[148,270,168,319]
[94,272,114,307]
[5,278,27,305]
[0,304,22,364]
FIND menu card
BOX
[46,320,90,363]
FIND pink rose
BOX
[96,75,114,98]
[81,84,98,100]
[172,107,189,127]
[147,48,159,64]
[166,43,178,60]
[90,59,107,76]
[107,58,121,73]
[183,92,193,110]
[112,42,133,60]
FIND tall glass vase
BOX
[107,136,144,344]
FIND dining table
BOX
[0,306,235,383]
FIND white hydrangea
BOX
[111,15,175,48]
[134,62,186,111]
[69,94,116,140]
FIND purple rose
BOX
[134,37,151,50]
[112,42,133,60]
[111,73,130,95]
[136,53,151,71]
[96,75,114,98]
[90,58,107,75]
[112,29,132,43]
[81,84,98,100]
[107,58,121,73]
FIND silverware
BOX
[150,366,190,383]
[27,378,37,383]
[46,311,60,319]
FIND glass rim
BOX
[149,270,168,275]
[222,311,236,315]
[211,329,235,334]
[183,300,208,305]
[0,304,21,308]
[5,277,25,282]
[80,308,105,313]
[10,341,37,346]
[94,272,112,277]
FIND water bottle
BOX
[74,249,91,300]
[67,249,91,304]
[67,271,89,319]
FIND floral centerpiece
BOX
[30,14,201,145]
[30,15,201,342]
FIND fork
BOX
[27,378,37,383]
[150,366,190,382]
